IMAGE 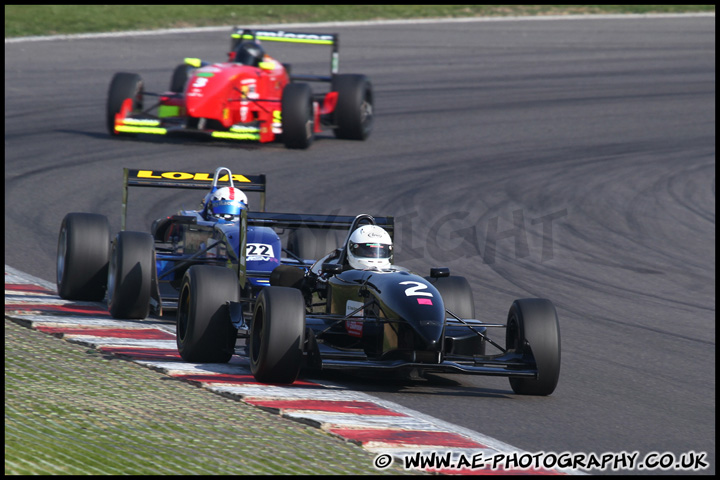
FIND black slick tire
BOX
[281,82,314,149]
[250,286,305,383]
[106,72,143,135]
[286,227,340,262]
[107,231,154,319]
[332,74,373,140]
[506,298,561,396]
[424,275,475,319]
[170,64,192,93]
[56,213,111,301]
[176,265,239,363]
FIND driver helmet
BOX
[205,186,247,221]
[347,225,393,270]
[234,41,264,66]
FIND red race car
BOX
[107,27,373,149]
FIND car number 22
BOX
[247,243,274,257]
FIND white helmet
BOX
[347,225,393,270]
[205,186,247,221]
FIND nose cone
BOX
[415,319,444,351]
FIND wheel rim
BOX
[360,98,373,126]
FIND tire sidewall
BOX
[107,231,154,319]
[170,63,192,93]
[507,298,561,395]
[281,82,314,149]
[424,275,475,319]
[286,227,341,262]
[176,265,239,363]
[106,72,143,135]
[250,286,305,383]
[332,74,373,140]
[57,213,110,301]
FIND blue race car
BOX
[56,166,381,319]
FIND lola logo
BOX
[135,170,252,183]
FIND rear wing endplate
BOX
[231,27,339,79]
[121,168,266,230]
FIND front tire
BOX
[250,287,305,383]
[106,72,143,135]
[176,266,239,363]
[332,74,373,140]
[57,213,110,301]
[506,299,561,396]
[107,231,154,319]
[281,82,314,149]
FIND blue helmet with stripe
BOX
[207,186,247,221]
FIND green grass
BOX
[5,319,409,475]
[4,5,715,38]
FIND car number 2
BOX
[399,281,433,297]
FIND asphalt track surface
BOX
[5,15,715,474]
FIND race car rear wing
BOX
[121,168,266,230]
[231,27,339,81]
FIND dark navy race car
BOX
[174,212,562,396]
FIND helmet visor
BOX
[212,200,243,213]
[350,242,392,259]
[211,199,245,220]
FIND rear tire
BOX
[332,74,373,140]
[107,231,154,319]
[506,299,561,396]
[170,63,192,93]
[176,265,239,363]
[56,213,110,301]
[287,227,341,262]
[424,275,475,319]
[106,72,143,135]
[250,287,305,383]
[281,82,314,149]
